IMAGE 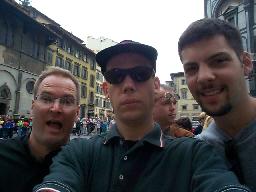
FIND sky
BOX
[28,0,204,83]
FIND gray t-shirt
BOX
[196,120,256,191]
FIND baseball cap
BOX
[96,40,158,74]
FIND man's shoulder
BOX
[163,136,209,150]
[162,136,221,163]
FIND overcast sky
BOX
[28,0,204,83]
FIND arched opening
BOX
[0,84,11,115]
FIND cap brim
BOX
[96,43,157,73]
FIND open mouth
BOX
[46,120,63,130]
[200,87,223,97]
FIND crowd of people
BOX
[0,115,32,139]
[0,18,254,192]
[72,117,111,136]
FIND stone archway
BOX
[0,83,11,115]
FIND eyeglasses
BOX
[104,66,155,84]
[35,94,77,108]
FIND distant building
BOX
[87,36,117,53]
[25,6,97,118]
[170,72,202,121]
[0,0,58,116]
[204,0,256,95]
[86,36,117,118]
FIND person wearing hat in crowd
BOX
[178,18,256,190]
[153,85,193,137]
[0,67,80,192]
[34,40,250,192]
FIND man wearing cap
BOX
[34,40,250,192]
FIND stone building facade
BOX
[0,0,58,116]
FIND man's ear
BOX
[102,82,110,98]
[241,52,253,76]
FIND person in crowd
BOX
[153,86,177,134]
[153,86,193,137]
[0,67,80,192]
[34,40,249,192]
[175,117,193,132]
[171,117,194,137]
[193,112,206,135]
[0,117,4,138]
[178,18,256,191]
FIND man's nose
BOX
[122,75,136,93]
[197,64,215,83]
[49,98,62,112]
[169,103,176,111]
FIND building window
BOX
[75,50,79,58]
[81,67,88,80]
[73,63,80,77]
[182,105,187,111]
[26,81,35,94]
[97,83,103,94]
[224,7,238,26]
[99,98,102,107]
[95,97,99,107]
[96,72,100,80]
[67,46,71,53]
[0,84,11,99]
[88,56,96,70]
[81,84,87,98]
[89,91,94,104]
[46,50,53,64]
[55,56,64,68]
[90,75,95,88]
[181,79,186,85]
[193,104,199,110]
[65,60,72,71]
[181,88,187,99]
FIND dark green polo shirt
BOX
[0,136,58,192]
[34,124,250,192]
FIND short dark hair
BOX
[178,18,243,60]
[175,117,192,131]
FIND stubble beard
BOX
[199,100,232,117]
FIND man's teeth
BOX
[202,89,221,96]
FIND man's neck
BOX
[115,117,155,141]
[28,134,52,161]
[214,97,256,137]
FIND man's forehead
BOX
[106,53,152,69]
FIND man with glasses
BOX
[0,67,80,192]
[34,40,250,192]
[178,18,256,191]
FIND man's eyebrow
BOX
[183,61,198,67]
[38,91,51,95]
[206,52,229,62]
[183,52,230,66]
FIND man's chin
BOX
[201,104,232,117]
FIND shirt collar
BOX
[103,123,165,148]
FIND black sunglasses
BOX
[104,66,155,84]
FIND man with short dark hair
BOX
[179,18,256,191]
[34,40,250,192]
[0,67,80,192]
